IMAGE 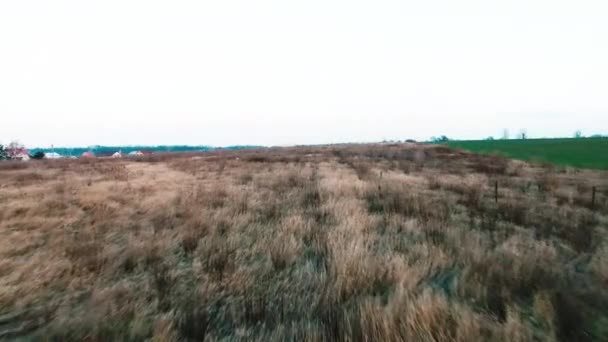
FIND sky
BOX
[1,0,607,147]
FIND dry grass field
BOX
[1,143,607,341]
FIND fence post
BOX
[494,180,498,203]
[591,186,596,210]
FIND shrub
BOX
[365,183,450,223]
[14,172,44,185]
[469,155,508,175]
[537,173,560,194]
[31,151,45,160]
[0,144,8,160]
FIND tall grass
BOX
[0,143,607,340]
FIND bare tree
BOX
[518,130,527,140]
[6,141,27,160]
[430,135,449,143]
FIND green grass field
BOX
[446,137,608,170]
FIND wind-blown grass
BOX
[0,143,607,340]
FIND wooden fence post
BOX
[494,180,498,203]
[591,186,596,210]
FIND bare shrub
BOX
[197,236,236,280]
[13,172,45,185]
[529,206,598,252]
[0,161,30,171]
[469,154,509,175]
[397,160,412,174]
[91,162,130,181]
[268,232,301,270]
[365,183,450,223]
[180,226,205,255]
[344,158,372,180]
[329,237,392,300]
[496,197,529,226]
[590,243,608,284]
[426,174,442,190]
[174,294,209,341]
[460,236,559,321]
[537,172,560,194]
[244,154,271,163]
[64,230,104,273]
[254,197,283,223]
[445,178,485,212]
[238,172,253,185]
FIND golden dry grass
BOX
[0,144,607,341]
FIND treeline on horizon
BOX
[25,134,608,157]
[29,145,264,156]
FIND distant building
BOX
[81,151,95,158]
[128,151,144,156]
[15,152,30,161]
[7,147,29,161]
[45,152,63,159]
[112,151,122,158]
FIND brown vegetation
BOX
[0,143,607,341]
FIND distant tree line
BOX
[430,135,450,143]
[0,144,7,160]
[443,130,606,142]
[0,143,266,161]
[28,145,218,157]
[29,145,268,156]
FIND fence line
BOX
[491,181,605,211]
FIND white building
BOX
[15,153,30,161]
[45,152,63,159]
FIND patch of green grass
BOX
[446,137,608,170]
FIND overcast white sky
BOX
[1,1,607,147]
